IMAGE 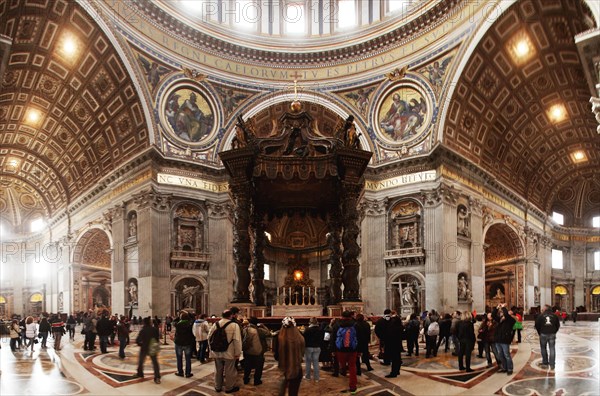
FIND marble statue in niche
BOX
[457,205,471,237]
[129,213,137,238]
[182,284,200,307]
[402,282,417,305]
[457,273,472,302]
[128,278,138,305]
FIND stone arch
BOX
[170,274,208,315]
[0,294,7,318]
[388,271,425,316]
[72,227,113,313]
[590,285,600,312]
[220,91,373,154]
[483,221,525,262]
[553,284,570,312]
[483,221,526,310]
[28,291,44,316]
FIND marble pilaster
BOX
[132,188,172,317]
[469,198,485,313]
[106,205,125,313]
[421,186,442,311]
[359,197,387,314]
[206,201,234,314]
[539,235,553,306]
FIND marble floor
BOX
[0,320,598,395]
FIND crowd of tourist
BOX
[2,303,564,395]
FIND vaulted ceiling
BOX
[444,0,599,221]
[0,0,149,230]
[1,0,599,235]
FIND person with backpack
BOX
[335,311,358,393]
[208,309,242,393]
[424,310,440,358]
[511,306,523,343]
[242,316,270,386]
[534,304,560,370]
[135,316,161,384]
[174,311,195,378]
[354,313,374,373]
[193,313,211,363]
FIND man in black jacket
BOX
[493,304,516,375]
[534,305,560,370]
[374,309,391,365]
[384,311,404,378]
[174,311,195,378]
[96,313,112,354]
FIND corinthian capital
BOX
[206,201,233,219]
[359,197,387,216]
[133,188,172,211]
[468,197,483,216]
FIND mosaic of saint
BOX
[165,88,215,142]
[378,87,428,142]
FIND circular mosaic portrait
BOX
[163,86,215,143]
[376,84,432,143]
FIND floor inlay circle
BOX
[502,377,600,396]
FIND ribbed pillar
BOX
[206,201,234,313]
[359,197,387,314]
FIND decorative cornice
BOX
[128,0,461,67]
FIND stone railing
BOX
[170,250,211,270]
[384,246,426,267]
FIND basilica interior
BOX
[1,0,600,395]
[1,0,600,339]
